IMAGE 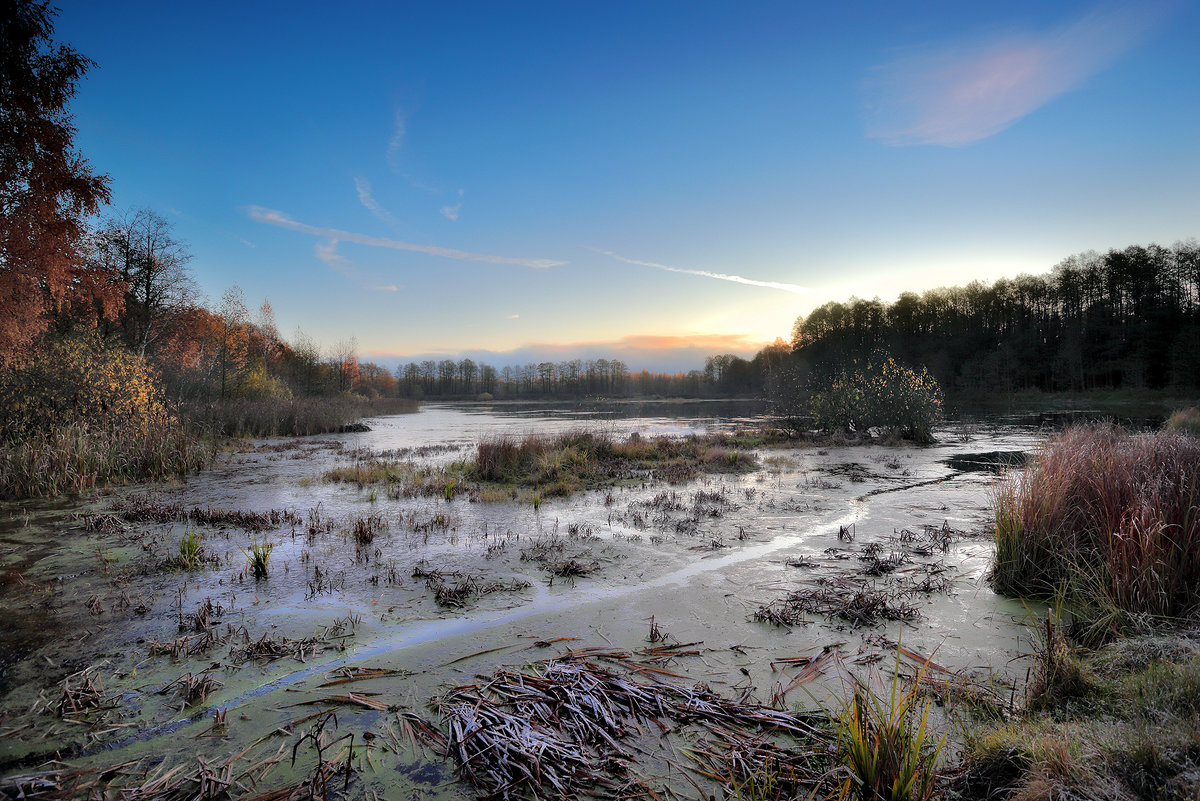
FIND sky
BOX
[57,1,1200,372]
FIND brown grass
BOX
[184,396,417,438]
[0,420,211,499]
[993,424,1200,636]
[472,429,756,494]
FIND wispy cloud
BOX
[354,176,399,227]
[311,238,398,293]
[507,313,520,319]
[595,249,809,294]
[314,239,352,274]
[865,3,1170,146]
[386,108,406,169]
[441,189,464,222]
[248,206,566,269]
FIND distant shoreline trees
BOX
[790,241,1200,395]
[392,343,793,400]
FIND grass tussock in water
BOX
[183,395,417,438]
[837,665,945,801]
[473,429,756,495]
[324,429,757,502]
[1166,406,1200,437]
[992,423,1200,638]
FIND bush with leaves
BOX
[0,332,208,497]
[808,352,943,443]
[0,332,169,439]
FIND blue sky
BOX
[59,1,1199,371]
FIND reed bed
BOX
[183,396,417,438]
[0,419,211,500]
[322,429,757,502]
[992,423,1200,629]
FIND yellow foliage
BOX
[0,331,171,440]
[238,361,293,401]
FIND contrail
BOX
[595,249,808,294]
[249,206,565,269]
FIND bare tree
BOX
[329,336,359,393]
[96,207,194,356]
[216,286,247,400]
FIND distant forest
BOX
[791,242,1200,394]
[405,241,1200,400]
[393,346,790,400]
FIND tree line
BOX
[790,242,1200,394]
[394,345,791,399]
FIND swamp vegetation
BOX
[0,403,1194,800]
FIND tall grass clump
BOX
[1165,407,1200,437]
[836,659,945,801]
[993,423,1200,633]
[240,540,274,579]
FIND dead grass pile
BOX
[229,615,359,664]
[754,581,921,628]
[114,495,299,531]
[432,652,835,799]
[412,565,531,609]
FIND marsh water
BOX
[0,401,1049,797]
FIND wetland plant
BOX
[836,658,945,801]
[240,539,274,579]
[351,513,387,547]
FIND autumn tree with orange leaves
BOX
[0,0,116,364]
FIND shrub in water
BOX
[807,351,943,443]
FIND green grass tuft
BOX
[240,539,274,579]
